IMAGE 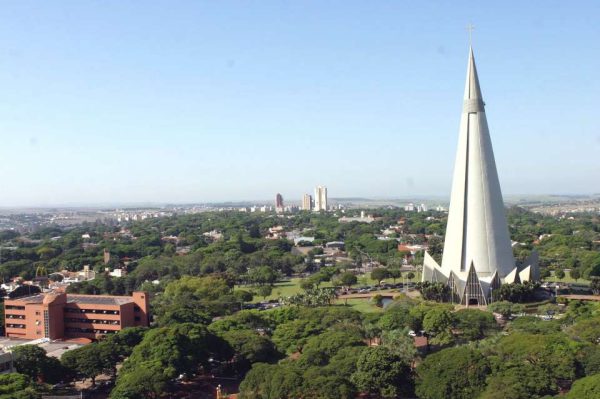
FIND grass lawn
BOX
[235,269,422,303]
[235,277,333,303]
[356,270,421,286]
[543,271,589,285]
[338,298,385,313]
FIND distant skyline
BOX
[1,1,599,207]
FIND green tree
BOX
[221,329,280,366]
[0,373,38,399]
[480,363,556,399]
[567,316,600,344]
[350,346,412,398]
[538,303,560,319]
[12,345,63,383]
[388,268,402,283]
[555,269,565,279]
[112,323,232,398]
[62,342,114,385]
[234,290,254,304]
[238,362,303,399]
[592,277,600,295]
[565,373,600,399]
[256,285,272,299]
[378,303,417,331]
[579,345,600,376]
[298,330,364,367]
[272,319,321,354]
[416,346,490,399]
[339,272,357,287]
[380,329,417,364]
[490,332,579,383]
[109,361,169,399]
[507,316,562,335]
[488,301,524,319]
[372,294,384,307]
[570,268,581,281]
[248,266,278,286]
[8,285,41,299]
[415,281,449,302]
[370,268,390,284]
[153,275,234,325]
[454,308,496,340]
[423,307,455,345]
[301,367,357,399]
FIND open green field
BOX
[543,271,589,285]
[338,298,384,313]
[356,270,421,286]
[235,270,421,304]
[235,277,333,303]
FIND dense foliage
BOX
[1,207,599,397]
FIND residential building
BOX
[339,211,375,224]
[302,194,312,211]
[78,265,96,281]
[314,186,328,212]
[4,291,149,341]
[275,193,284,213]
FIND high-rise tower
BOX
[275,193,284,213]
[422,47,539,305]
[302,194,313,211]
[314,186,328,212]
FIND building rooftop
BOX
[6,293,135,306]
[7,294,46,304]
[67,294,134,306]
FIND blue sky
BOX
[0,1,598,206]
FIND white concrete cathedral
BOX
[422,47,539,306]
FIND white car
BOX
[408,330,417,337]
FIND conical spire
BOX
[441,47,515,279]
[421,45,540,304]
[463,48,485,113]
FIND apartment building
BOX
[4,291,149,341]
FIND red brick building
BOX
[4,291,149,340]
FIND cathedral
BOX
[421,47,540,306]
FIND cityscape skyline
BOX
[0,3,599,397]
[1,2,599,207]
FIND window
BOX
[64,317,120,325]
[43,310,50,338]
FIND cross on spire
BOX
[467,23,475,47]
